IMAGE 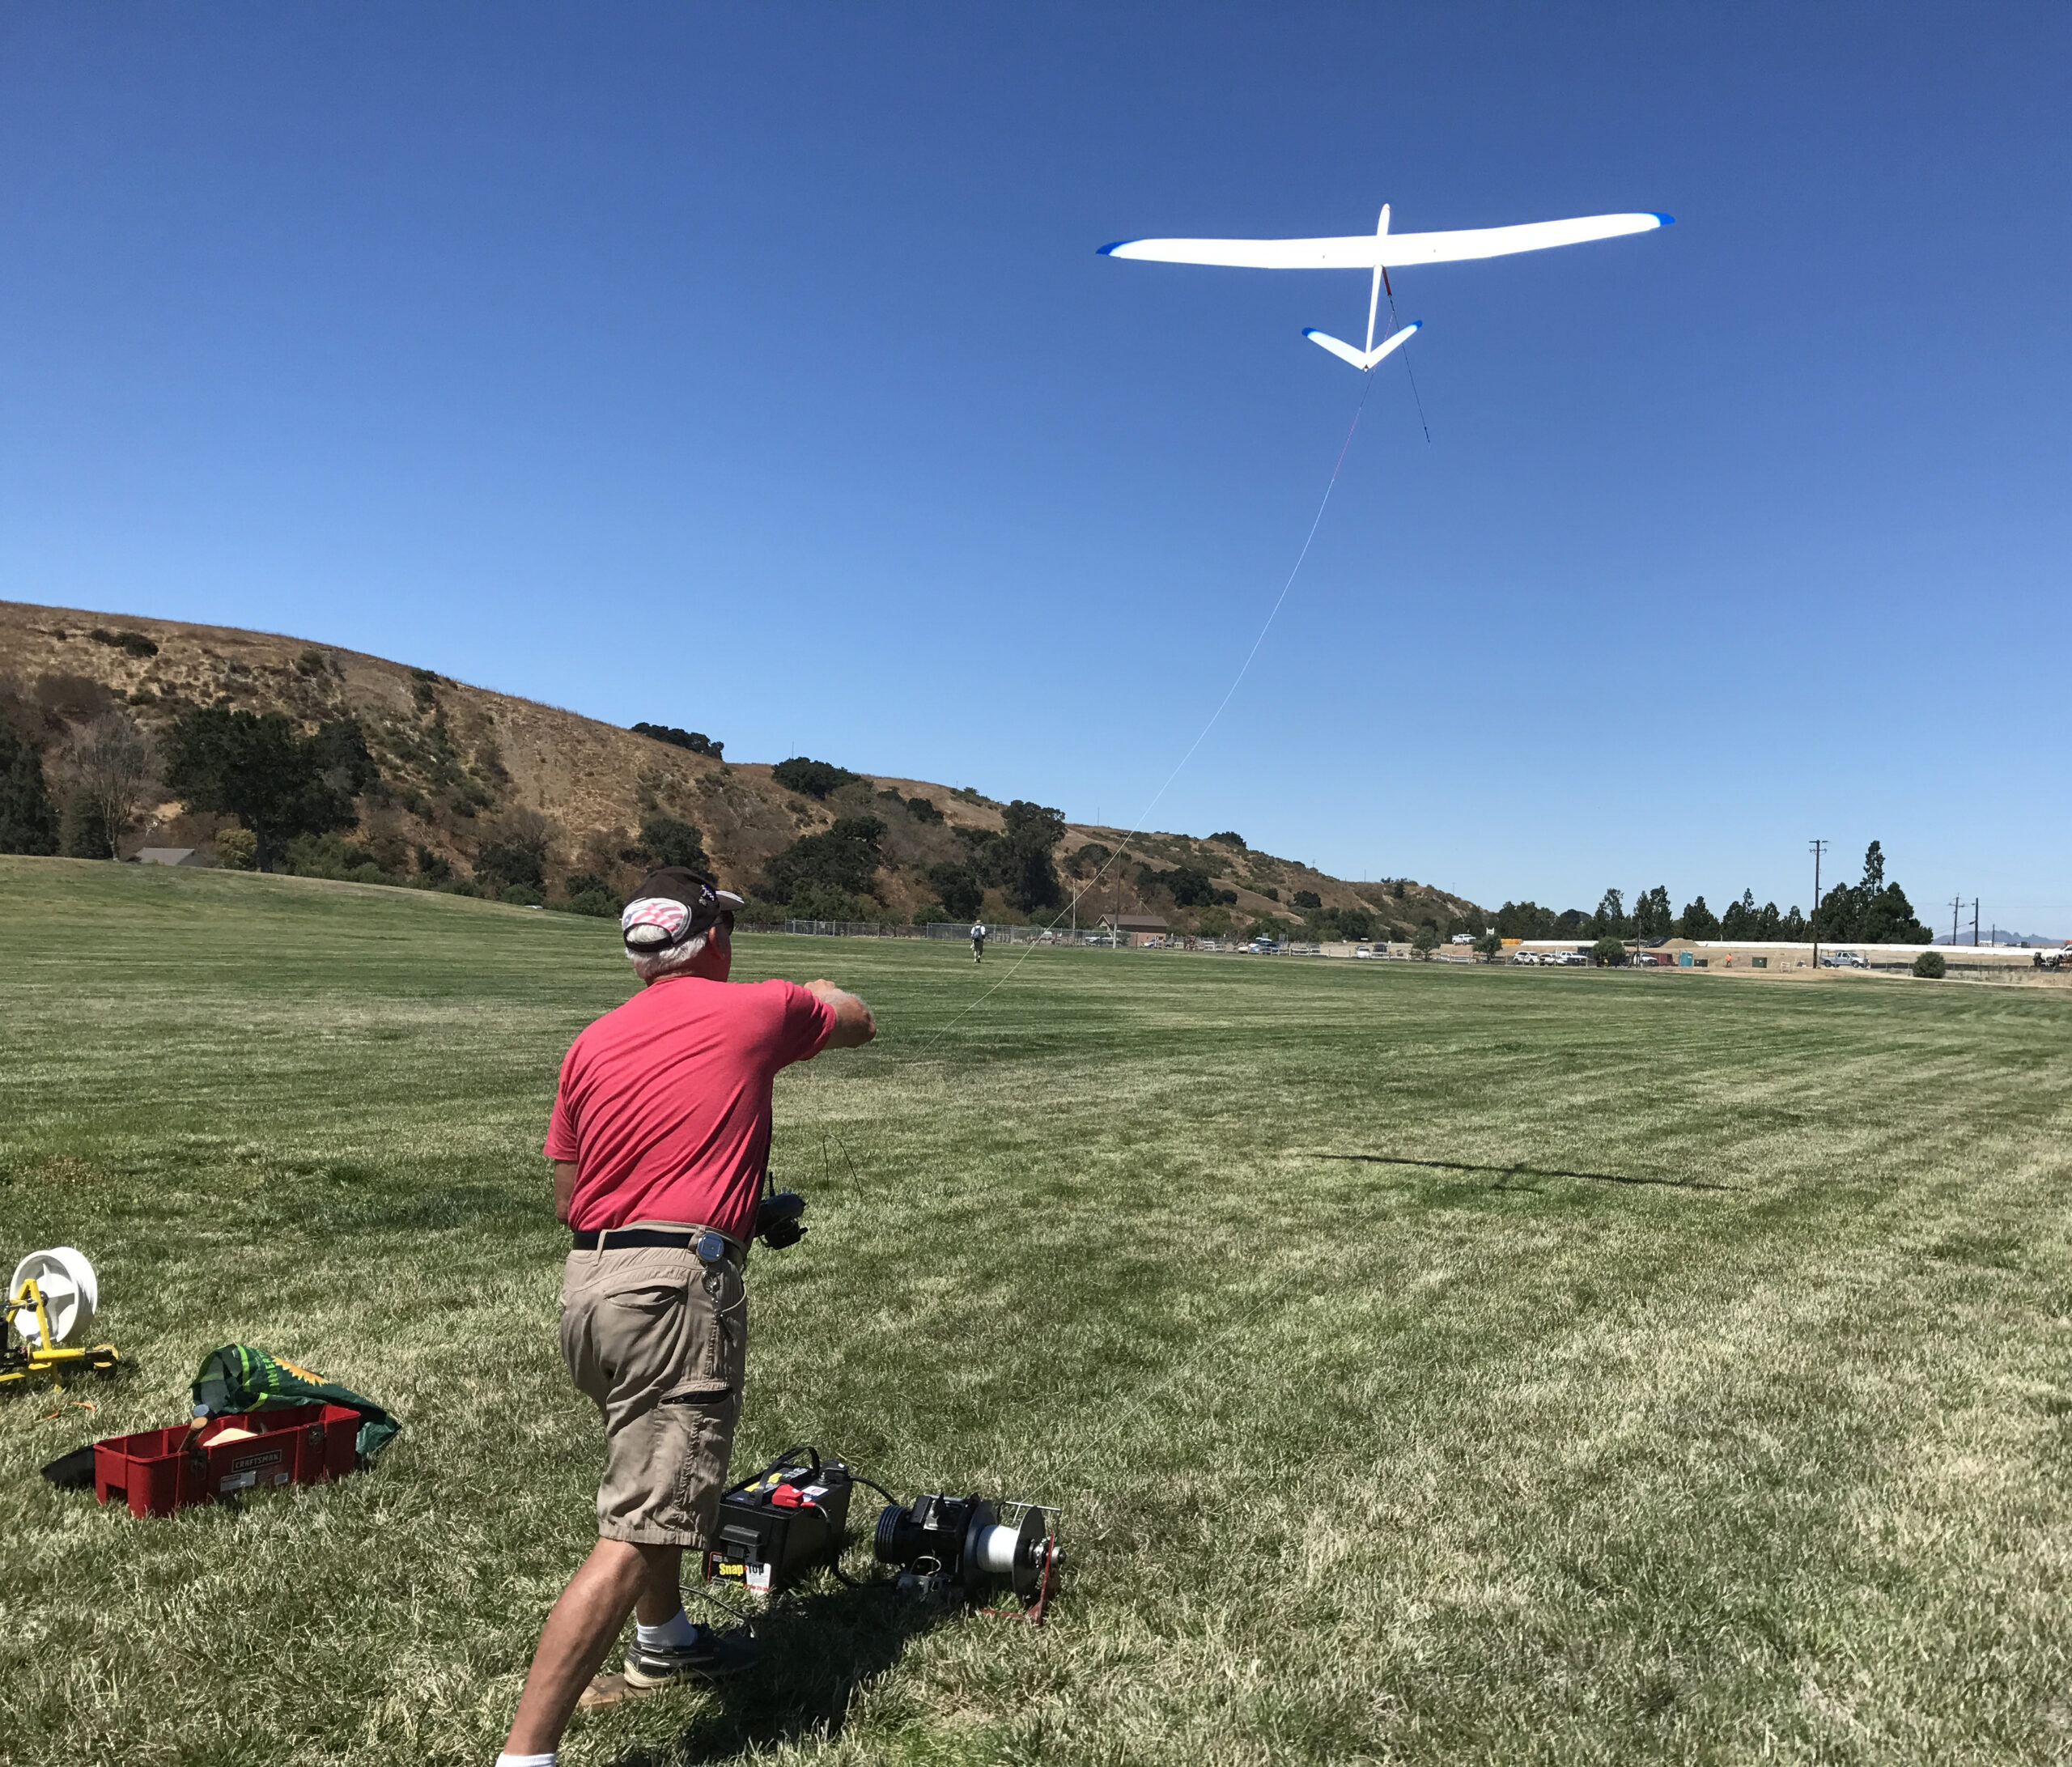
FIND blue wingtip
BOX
[1408,319,1423,331]
[1651,213,1675,227]
[1301,327,1322,338]
[1096,240,1132,256]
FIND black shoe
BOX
[622,1625,762,1688]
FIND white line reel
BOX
[8,1247,99,1346]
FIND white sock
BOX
[635,1607,702,1650]
[495,1754,555,1767]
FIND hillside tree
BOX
[62,707,159,860]
[925,861,983,921]
[164,708,372,871]
[475,810,554,897]
[631,723,722,758]
[761,815,885,907]
[0,720,58,855]
[1069,841,1112,879]
[997,800,1066,913]
[637,814,707,873]
[771,757,860,800]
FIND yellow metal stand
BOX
[0,1276,120,1389]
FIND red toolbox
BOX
[93,1402,360,1518]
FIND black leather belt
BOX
[571,1225,741,1263]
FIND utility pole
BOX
[1809,839,1828,970]
[1972,898,1980,948]
[1113,844,1124,954]
[1950,897,1963,949]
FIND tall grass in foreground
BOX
[1,856,2068,1765]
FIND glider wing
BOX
[1101,212,1670,270]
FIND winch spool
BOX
[971,1503,1054,1602]
[873,1490,1061,1615]
[8,1247,98,1347]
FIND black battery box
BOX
[703,1460,852,1595]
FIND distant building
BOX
[134,847,202,866]
[1101,912,1169,945]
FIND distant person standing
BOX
[970,921,986,964]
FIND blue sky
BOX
[2,6,2067,928]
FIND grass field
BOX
[2,856,2069,1766]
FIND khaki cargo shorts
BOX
[559,1234,747,1546]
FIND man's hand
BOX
[806,979,876,1048]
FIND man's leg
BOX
[503,1539,674,1756]
[634,1545,685,1626]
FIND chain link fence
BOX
[778,920,1131,947]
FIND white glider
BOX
[1100,203,1671,370]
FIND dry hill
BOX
[0,600,1483,938]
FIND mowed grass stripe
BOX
[2,857,2070,1765]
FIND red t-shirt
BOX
[544,975,836,1238]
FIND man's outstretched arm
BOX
[805,979,876,1048]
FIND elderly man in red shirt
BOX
[498,866,875,1767]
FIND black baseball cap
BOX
[620,866,745,956]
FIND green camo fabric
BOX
[191,1344,402,1464]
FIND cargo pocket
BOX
[662,1382,739,1542]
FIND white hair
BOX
[628,927,711,982]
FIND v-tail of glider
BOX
[1303,320,1420,372]
[1099,200,1671,372]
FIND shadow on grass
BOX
[616,1580,941,1765]
[1316,1152,1733,1191]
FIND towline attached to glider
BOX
[1099,203,1671,371]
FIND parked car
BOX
[1820,949,1869,968]
[1247,939,1278,954]
[1449,932,1473,944]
